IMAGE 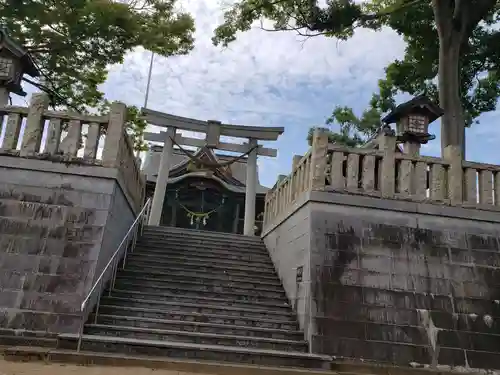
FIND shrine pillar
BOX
[243,138,258,236]
[149,127,176,225]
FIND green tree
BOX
[3,0,195,150]
[213,0,500,155]
[307,105,382,146]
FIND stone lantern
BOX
[0,27,40,104]
[382,94,443,156]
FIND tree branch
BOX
[432,0,456,45]
[453,0,463,25]
[257,22,328,37]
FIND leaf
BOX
[4,0,195,150]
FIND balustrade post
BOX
[102,102,127,167]
[263,193,271,229]
[292,155,303,170]
[379,132,397,198]
[444,145,463,204]
[310,129,329,190]
[20,93,49,157]
[291,155,302,200]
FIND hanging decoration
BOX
[175,189,226,227]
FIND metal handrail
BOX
[76,198,152,351]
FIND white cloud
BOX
[100,0,407,186]
[5,0,405,187]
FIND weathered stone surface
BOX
[0,183,112,208]
[20,93,49,156]
[264,192,500,370]
[263,203,311,342]
[309,206,500,369]
[0,161,134,335]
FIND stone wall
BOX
[95,183,134,281]
[263,190,500,370]
[0,156,135,336]
[263,194,311,339]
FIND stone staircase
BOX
[59,226,330,369]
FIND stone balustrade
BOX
[263,149,312,226]
[0,93,145,212]
[0,94,108,161]
[461,160,500,206]
[116,126,146,212]
[264,129,500,231]
[324,145,452,201]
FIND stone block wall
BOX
[263,201,311,338]
[263,190,500,370]
[95,183,135,280]
[0,157,135,335]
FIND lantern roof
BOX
[0,27,39,77]
[382,94,444,125]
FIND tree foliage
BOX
[307,106,380,146]
[2,0,195,150]
[213,0,500,153]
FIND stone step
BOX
[82,324,308,352]
[137,237,268,252]
[125,258,279,279]
[58,334,331,369]
[120,268,282,288]
[100,296,297,321]
[96,304,298,330]
[91,314,303,341]
[127,252,275,270]
[134,241,271,260]
[113,279,288,302]
[108,289,293,311]
[115,274,286,295]
[143,226,263,244]
[0,336,56,348]
[132,248,272,266]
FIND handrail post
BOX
[94,279,103,323]
[76,315,85,352]
[122,236,131,270]
[111,256,119,291]
[132,227,138,253]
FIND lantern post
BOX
[382,94,444,157]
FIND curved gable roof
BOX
[169,146,245,187]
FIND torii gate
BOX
[141,108,284,236]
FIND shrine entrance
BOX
[161,177,243,234]
[141,108,284,235]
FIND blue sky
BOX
[16,0,500,187]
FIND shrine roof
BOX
[144,145,269,194]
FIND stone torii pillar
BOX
[148,127,176,226]
[243,138,258,236]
